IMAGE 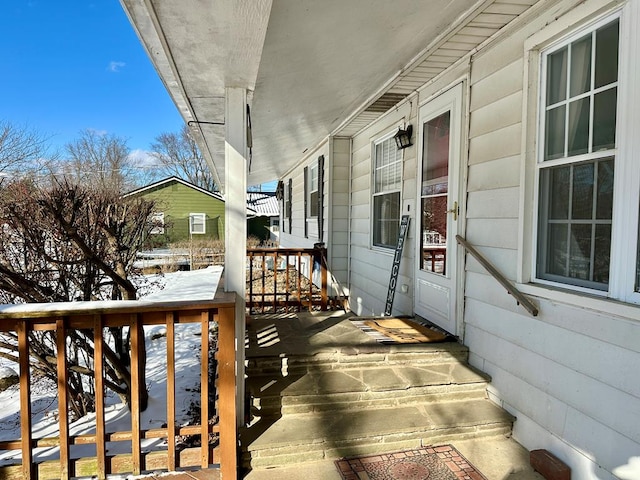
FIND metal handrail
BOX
[456,235,538,316]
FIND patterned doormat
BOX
[335,445,487,480]
[352,317,451,344]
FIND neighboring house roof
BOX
[124,176,225,201]
[125,176,266,216]
[247,192,279,217]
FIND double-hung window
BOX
[308,163,319,218]
[189,213,206,235]
[150,212,165,235]
[372,134,402,249]
[535,9,640,302]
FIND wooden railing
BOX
[456,235,538,316]
[247,246,328,314]
[0,295,237,479]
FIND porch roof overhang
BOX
[120,0,541,190]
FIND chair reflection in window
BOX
[422,230,446,274]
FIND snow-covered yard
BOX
[0,266,223,467]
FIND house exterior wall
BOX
[463,0,640,478]
[277,0,639,476]
[278,141,329,249]
[278,139,353,296]
[348,102,416,316]
[135,181,225,243]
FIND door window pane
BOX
[421,196,447,274]
[421,111,451,275]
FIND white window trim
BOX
[521,1,640,306]
[371,130,403,251]
[150,212,165,235]
[308,162,319,219]
[189,213,206,235]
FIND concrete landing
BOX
[240,311,543,478]
[242,435,544,479]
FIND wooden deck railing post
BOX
[130,314,142,475]
[56,317,71,480]
[93,315,107,480]
[17,321,34,480]
[166,311,177,471]
[200,310,210,469]
[217,305,237,479]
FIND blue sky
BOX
[2,1,184,159]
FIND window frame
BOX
[529,5,640,304]
[150,212,165,235]
[308,162,319,219]
[189,213,206,235]
[371,130,403,250]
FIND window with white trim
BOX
[189,213,206,235]
[150,212,165,235]
[308,163,319,218]
[534,11,639,299]
[372,134,402,249]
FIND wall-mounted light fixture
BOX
[394,124,413,150]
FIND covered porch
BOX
[112,0,555,478]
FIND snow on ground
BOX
[0,266,223,466]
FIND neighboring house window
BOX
[150,212,165,234]
[536,14,621,292]
[271,218,280,232]
[372,134,402,248]
[308,163,319,218]
[189,213,206,234]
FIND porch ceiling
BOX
[120,0,541,189]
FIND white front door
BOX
[414,83,464,335]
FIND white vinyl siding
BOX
[463,1,640,477]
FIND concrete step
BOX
[247,362,491,415]
[240,398,515,470]
[246,341,471,376]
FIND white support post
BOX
[224,87,248,426]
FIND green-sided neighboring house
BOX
[126,176,227,245]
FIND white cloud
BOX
[128,149,160,168]
[87,128,108,137]
[108,61,126,73]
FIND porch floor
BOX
[241,310,543,480]
[139,311,543,480]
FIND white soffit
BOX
[121,0,542,187]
